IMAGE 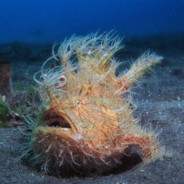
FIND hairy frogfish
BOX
[23,32,164,176]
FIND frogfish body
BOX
[24,33,164,175]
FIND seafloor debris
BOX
[0,61,13,97]
[22,32,164,176]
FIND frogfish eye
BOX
[55,75,67,89]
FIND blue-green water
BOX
[0,0,184,43]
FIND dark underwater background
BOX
[0,1,184,184]
[0,0,184,43]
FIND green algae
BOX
[0,101,12,128]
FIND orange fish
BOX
[24,32,164,176]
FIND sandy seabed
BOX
[0,34,184,184]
